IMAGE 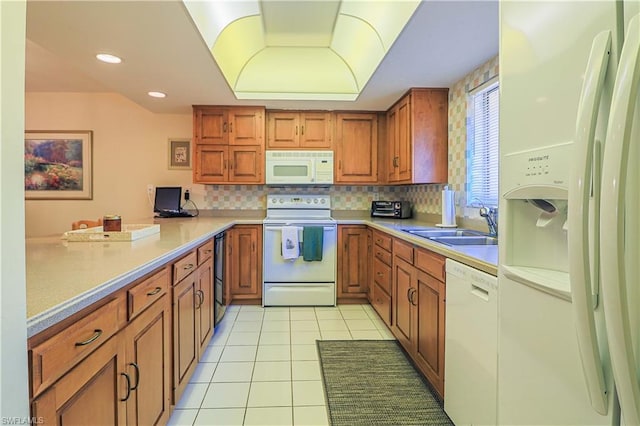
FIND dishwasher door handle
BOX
[471,284,490,301]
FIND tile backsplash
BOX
[202,55,499,218]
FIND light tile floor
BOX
[168,304,395,426]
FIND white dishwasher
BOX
[444,259,498,426]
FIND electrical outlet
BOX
[147,184,154,196]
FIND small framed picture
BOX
[168,138,191,170]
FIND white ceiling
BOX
[25,0,498,115]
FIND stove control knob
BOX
[320,199,326,204]
[313,199,318,204]
[306,199,311,203]
[279,198,284,204]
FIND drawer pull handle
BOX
[377,272,383,277]
[75,329,103,346]
[183,263,194,271]
[146,287,162,296]
[120,372,132,401]
[130,362,140,390]
[203,249,212,255]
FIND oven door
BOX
[263,222,337,282]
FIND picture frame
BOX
[25,130,93,200]
[168,138,191,170]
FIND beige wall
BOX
[25,93,195,237]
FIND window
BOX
[467,78,499,208]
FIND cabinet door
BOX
[229,107,264,146]
[228,225,262,300]
[194,107,228,145]
[194,145,227,183]
[300,112,332,149]
[172,273,197,403]
[393,256,415,350]
[415,270,446,399]
[337,225,370,299]
[196,258,214,355]
[386,106,398,182]
[229,146,263,183]
[267,111,299,149]
[395,96,412,182]
[31,336,126,425]
[124,294,172,426]
[335,113,378,183]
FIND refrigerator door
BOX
[599,13,640,426]
[499,1,620,424]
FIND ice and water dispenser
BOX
[500,142,573,301]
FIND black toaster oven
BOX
[371,201,412,219]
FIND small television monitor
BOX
[154,187,182,214]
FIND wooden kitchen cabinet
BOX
[267,111,333,149]
[193,106,265,184]
[32,335,127,425]
[386,88,449,184]
[227,225,263,303]
[337,225,371,303]
[335,112,379,184]
[193,106,265,146]
[172,241,215,403]
[391,237,447,399]
[30,268,172,425]
[194,145,263,183]
[371,230,393,326]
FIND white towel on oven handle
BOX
[281,226,300,260]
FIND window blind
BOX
[467,80,499,207]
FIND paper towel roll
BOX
[439,186,457,227]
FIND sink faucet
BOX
[479,206,498,237]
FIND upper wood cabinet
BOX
[386,88,448,184]
[193,106,265,146]
[267,111,333,149]
[335,112,379,184]
[193,106,265,184]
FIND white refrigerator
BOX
[499,1,640,425]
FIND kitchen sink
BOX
[428,236,498,246]
[401,228,497,246]
[402,229,486,238]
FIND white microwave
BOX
[265,150,334,185]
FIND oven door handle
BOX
[264,225,336,231]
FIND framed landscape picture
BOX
[168,138,191,170]
[24,130,93,200]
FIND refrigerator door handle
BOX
[600,14,640,426]
[568,29,611,415]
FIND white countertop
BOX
[26,210,497,338]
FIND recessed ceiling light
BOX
[148,91,167,98]
[96,53,122,64]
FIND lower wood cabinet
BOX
[337,225,371,303]
[227,225,262,303]
[391,237,447,399]
[172,242,215,403]
[30,268,172,425]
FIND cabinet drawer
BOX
[393,238,414,264]
[373,231,392,251]
[373,257,392,295]
[415,248,445,281]
[371,283,391,326]
[173,251,197,284]
[373,245,392,266]
[197,240,214,265]
[30,297,123,397]
[128,267,169,320]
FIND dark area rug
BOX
[317,340,453,426]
